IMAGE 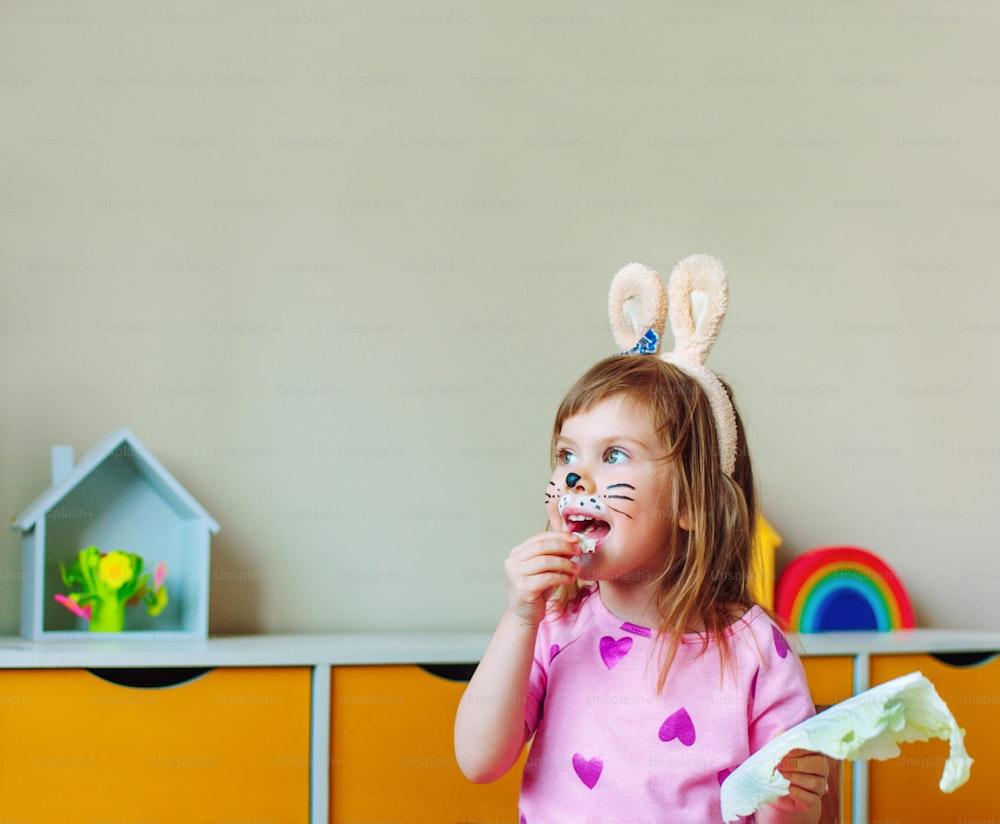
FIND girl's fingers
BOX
[776,751,830,800]
[505,551,579,589]
[509,531,580,560]
[519,570,578,595]
[503,530,583,623]
[778,751,829,778]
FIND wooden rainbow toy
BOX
[775,546,915,632]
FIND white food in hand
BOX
[719,671,972,821]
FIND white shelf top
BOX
[0,628,998,669]
[0,632,492,668]
[793,628,1000,657]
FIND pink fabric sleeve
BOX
[748,624,817,753]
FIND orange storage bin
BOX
[869,652,998,822]
[331,664,526,823]
[0,667,311,823]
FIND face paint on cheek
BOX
[544,480,564,529]
[544,480,560,505]
[603,482,637,515]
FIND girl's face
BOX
[545,395,675,584]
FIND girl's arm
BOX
[453,609,540,783]
[454,530,580,783]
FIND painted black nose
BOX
[566,472,581,489]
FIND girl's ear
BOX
[673,482,692,532]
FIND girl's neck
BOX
[596,581,660,630]
[596,581,708,633]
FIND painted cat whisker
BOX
[606,505,633,519]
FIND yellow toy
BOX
[750,514,779,610]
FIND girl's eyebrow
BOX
[556,436,657,454]
[604,437,658,453]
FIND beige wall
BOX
[1,2,997,635]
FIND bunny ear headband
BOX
[608,254,738,477]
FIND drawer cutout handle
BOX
[417,663,478,682]
[88,667,212,688]
[929,651,998,668]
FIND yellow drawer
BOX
[869,652,999,821]
[331,664,525,823]
[802,655,855,707]
[0,667,311,823]
[802,655,855,823]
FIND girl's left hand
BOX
[763,749,829,821]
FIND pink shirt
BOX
[520,587,815,823]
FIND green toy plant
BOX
[56,546,169,633]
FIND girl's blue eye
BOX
[557,449,576,465]
[605,448,627,464]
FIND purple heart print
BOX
[599,635,633,669]
[658,707,696,746]
[572,753,603,789]
[772,625,790,658]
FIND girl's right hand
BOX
[503,530,581,626]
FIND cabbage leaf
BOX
[720,670,972,822]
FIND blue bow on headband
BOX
[622,328,660,356]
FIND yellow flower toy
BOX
[56,546,169,632]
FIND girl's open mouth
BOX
[564,514,611,548]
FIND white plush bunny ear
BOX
[666,254,729,366]
[608,263,668,354]
[660,254,738,477]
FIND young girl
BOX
[454,354,827,823]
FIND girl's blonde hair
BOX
[549,355,757,690]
